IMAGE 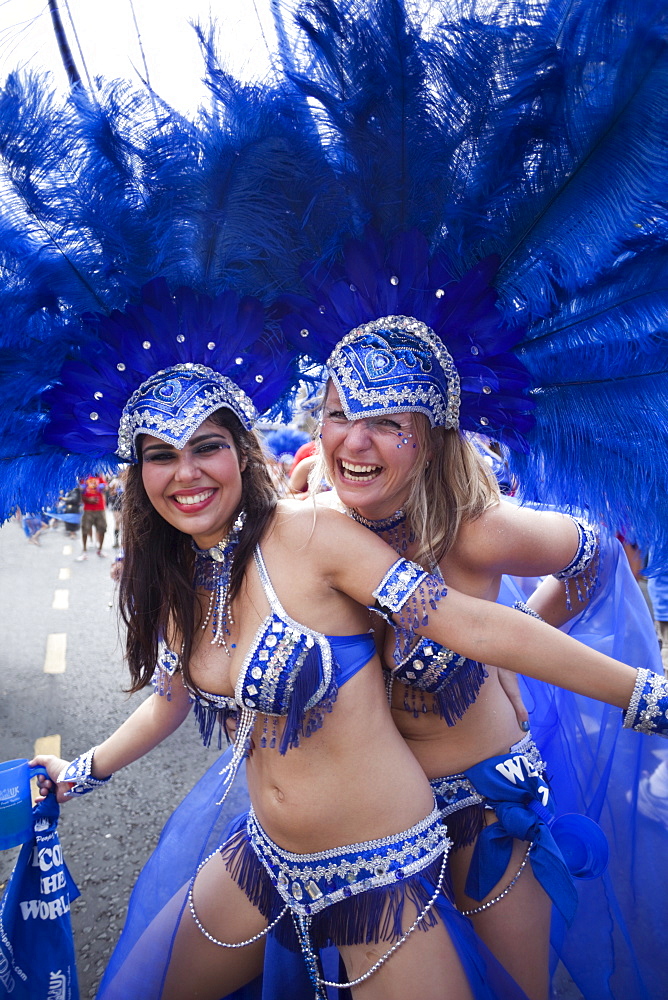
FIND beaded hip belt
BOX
[247,802,450,920]
[430,734,546,818]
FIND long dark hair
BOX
[119,408,278,693]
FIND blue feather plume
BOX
[0,52,345,518]
[267,0,668,560]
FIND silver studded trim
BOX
[327,315,460,429]
[623,667,668,735]
[392,634,470,691]
[430,775,484,817]
[512,600,544,622]
[56,746,113,796]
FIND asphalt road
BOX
[0,516,248,999]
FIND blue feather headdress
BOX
[267,0,668,562]
[2,0,668,561]
[0,61,344,518]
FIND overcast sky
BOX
[0,0,280,111]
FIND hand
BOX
[497,668,530,732]
[29,754,75,803]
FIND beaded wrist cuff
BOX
[622,668,668,737]
[553,518,600,610]
[56,747,113,796]
[513,600,544,621]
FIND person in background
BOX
[107,474,124,549]
[287,440,317,494]
[60,485,82,538]
[76,472,107,561]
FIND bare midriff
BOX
[392,666,525,779]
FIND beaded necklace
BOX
[192,511,245,654]
[347,507,414,554]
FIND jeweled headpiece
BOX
[327,316,460,429]
[118,365,257,462]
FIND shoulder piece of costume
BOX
[270,0,668,566]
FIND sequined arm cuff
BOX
[512,600,545,621]
[622,668,668,737]
[371,558,448,630]
[553,517,600,609]
[56,747,113,796]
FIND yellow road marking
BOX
[44,633,66,673]
[52,589,69,610]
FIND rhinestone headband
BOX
[117,364,258,461]
[326,316,460,429]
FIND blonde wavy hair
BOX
[310,402,499,568]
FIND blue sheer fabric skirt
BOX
[499,531,666,999]
[97,753,528,1000]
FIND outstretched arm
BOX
[31,679,192,803]
[321,512,637,708]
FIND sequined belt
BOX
[429,734,546,819]
[247,801,451,919]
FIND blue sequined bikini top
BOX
[154,545,375,751]
[389,635,488,726]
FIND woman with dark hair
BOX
[26,290,668,1000]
